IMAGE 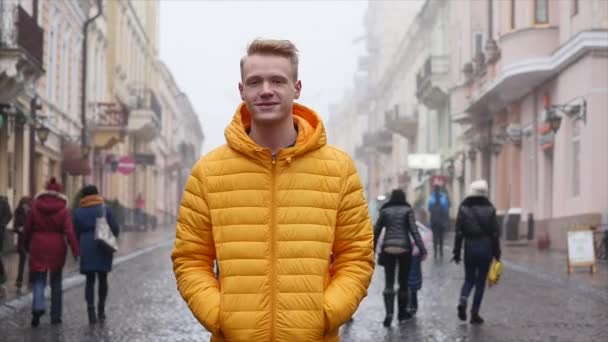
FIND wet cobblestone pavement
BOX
[1,245,606,341]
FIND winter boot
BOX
[98,304,106,322]
[87,306,97,325]
[409,289,418,315]
[397,289,412,321]
[382,289,395,327]
[470,312,484,325]
[31,310,44,327]
[457,304,467,321]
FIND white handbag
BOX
[95,205,118,252]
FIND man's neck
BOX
[249,116,298,156]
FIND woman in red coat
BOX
[24,178,79,327]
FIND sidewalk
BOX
[0,226,175,305]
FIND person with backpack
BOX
[428,186,449,258]
[12,196,32,291]
[452,180,501,324]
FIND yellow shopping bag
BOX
[487,259,502,287]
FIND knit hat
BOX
[45,177,63,193]
[468,179,488,197]
[81,184,99,197]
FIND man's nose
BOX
[260,81,273,96]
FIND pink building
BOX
[450,0,608,250]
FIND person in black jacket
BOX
[452,180,501,325]
[0,195,13,296]
[374,189,427,327]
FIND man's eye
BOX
[248,80,260,86]
[272,79,285,84]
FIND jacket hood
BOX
[34,190,68,215]
[224,102,327,160]
[80,194,104,208]
[461,195,493,208]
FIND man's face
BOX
[239,54,301,125]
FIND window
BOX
[571,0,579,16]
[509,0,516,30]
[473,32,483,56]
[572,121,581,197]
[534,0,549,24]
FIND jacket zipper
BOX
[270,156,277,342]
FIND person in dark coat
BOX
[24,178,80,326]
[73,185,119,324]
[12,196,32,290]
[428,186,449,258]
[374,189,427,327]
[0,195,13,296]
[452,179,501,325]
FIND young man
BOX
[172,39,375,342]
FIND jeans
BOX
[31,269,63,320]
[84,272,108,308]
[459,240,493,313]
[383,252,412,290]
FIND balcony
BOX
[90,102,130,149]
[127,88,162,142]
[415,55,449,110]
[384,104,418,140]
[0,5,44,103]
[362,130,392,155]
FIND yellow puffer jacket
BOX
[172,102,374,342]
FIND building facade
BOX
[449,0,608,250]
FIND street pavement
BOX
[1,242,607,342]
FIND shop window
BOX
[509,0,516,30]
[571,0,579,16]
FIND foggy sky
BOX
[159,0,368,154]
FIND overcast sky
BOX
[159,0,368,153]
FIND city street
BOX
[1,242,606,342]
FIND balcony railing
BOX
[384,104,418,140]
[129,88,162,122]
[93,102,130,128]
[416,55,449,108]
[362,130,392,154]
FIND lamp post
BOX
[29,97,42,196]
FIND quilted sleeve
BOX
[324,157,375,333]
[171,162,221,335]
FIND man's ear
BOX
[294,80,302,99]
[238,82,244,100]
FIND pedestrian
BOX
[408,222,432,315]
[73,185,120,324]
[135,193,145,230]
[24,177,79,326]
[12,196,33,291]
[0,195,13,297]
[428,185,449,258]
[452,179,501,325]
[374,189,427,327]
[171,39,375,342]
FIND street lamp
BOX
[543,94,586,134]
[81,144,91,158]
[36,123,50,145]
[545,109,563,134]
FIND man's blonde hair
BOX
[240,39,299,81]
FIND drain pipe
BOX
[80,0,103,186]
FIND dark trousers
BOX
[459,240,493,313]
[31,269,63,320]
[16,249,27,286]
[383,252,412,290]
[0,258,6,286]
[432,226,445,257]
[84,272,108,308]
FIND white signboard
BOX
[567,231,596,272]
[408,154,441,170]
